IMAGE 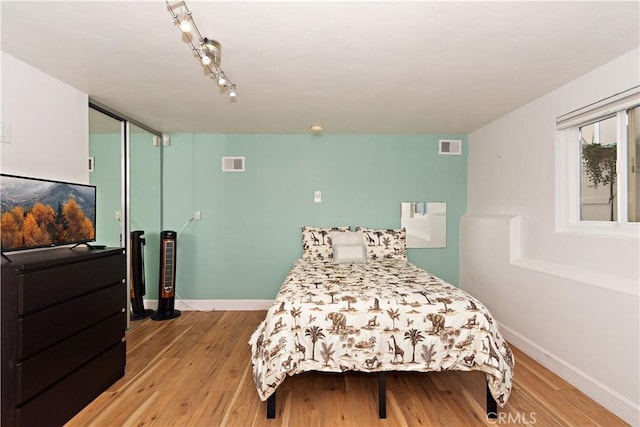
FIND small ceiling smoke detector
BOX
[310,125,323,134]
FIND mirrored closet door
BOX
[89,104,162,328]
[89,108,124,247]
[129,123,162,305]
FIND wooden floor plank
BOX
[66,311,628,427]
[150,390,209,427]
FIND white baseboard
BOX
[500,324,639,426]
[143,299,274,311]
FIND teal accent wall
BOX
[162,134,467,300]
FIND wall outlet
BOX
[314,190,322,203]
[194,210,201,220]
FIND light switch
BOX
[314,190,322,203]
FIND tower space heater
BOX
[151,230,181,321]
[130,230,153,320]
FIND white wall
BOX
[1,52,88,183]
[462,48,640,425]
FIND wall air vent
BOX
[222,156,245,172]
[438,139,462,155]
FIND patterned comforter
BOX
[249,259,514,405]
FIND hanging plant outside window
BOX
[581,139,617,220]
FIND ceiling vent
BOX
[438,139,462,155]
[222,156,245,172]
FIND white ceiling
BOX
[2,1,639,135]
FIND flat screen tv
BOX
[1,173,97,252]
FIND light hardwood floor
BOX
[66,311,627,426]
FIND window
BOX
[556,87,640,236]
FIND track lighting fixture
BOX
[167,1,237,99]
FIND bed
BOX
[249,226,514,418]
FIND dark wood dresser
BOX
[1,247,127,427]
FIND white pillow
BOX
[331,232,367,263]
[332,244,367,264]
[330,231,363,246]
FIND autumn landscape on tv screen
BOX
[1,175,96,251]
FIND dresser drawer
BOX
[16,312,125,404]
[15,341,126,427]
[17,283,125,359]
[18,254,125,315]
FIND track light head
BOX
[202,38,221,63]
[178,15,192,33]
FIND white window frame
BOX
[555,86,640,238]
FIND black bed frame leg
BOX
[267,392,276,419]
[486,382,497,419]
[378,372,387,419]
